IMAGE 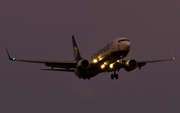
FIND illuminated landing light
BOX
[109,64,113,69]
[101,64,105,69]
[99,58,103,61]
[93,59,98,63]
[104,62,108,65]
[117,60,120,62]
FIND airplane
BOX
[6,35,175,80]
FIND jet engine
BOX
[77,59,90,69]
[124,59,138,72]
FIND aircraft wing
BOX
[138,58,174,64]
[41,69,75,72]
[6,49,77,69]
[137,51,175,69]
[112,51,175,71]
[137,58,174,69]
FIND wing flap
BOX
[41,69,75,72]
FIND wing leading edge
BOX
[6,49,77,69]
[112,51,175,70]
[138,50,175,63]
[137,50,175,69]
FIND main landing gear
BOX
[111,58,125,80]
[111,74,118,80]
[81,77,90,80]
[111,70,118,80]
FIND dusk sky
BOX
[0,0,180,113]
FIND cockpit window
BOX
[118,39,129,42]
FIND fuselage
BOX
[75,37,130,79]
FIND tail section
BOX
[72,35,82,61]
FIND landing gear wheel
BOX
[83,77,86,80]
[111,74,119,80]
[115,74,118,80]
[111,74,114,80]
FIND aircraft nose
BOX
[120,41,130,51]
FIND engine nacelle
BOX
[124,59,138,72]
[77,59,90,69]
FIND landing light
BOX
[110,64,113,68]
[99,58,103,61]
[117,60,120,62]
[93,59,98,63]
[104,62,108,65]
[101,64,105,69]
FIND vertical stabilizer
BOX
[72,35,82,61]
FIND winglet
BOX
[6,49,16,61]
[172,50,175,60]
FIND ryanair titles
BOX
[91,41,113,60]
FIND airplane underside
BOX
[74,50,131,80]
[75,70,99,80]
[75,69,120,80]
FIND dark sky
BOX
[0,0,180,113]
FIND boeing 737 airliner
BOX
[6,35,175,80]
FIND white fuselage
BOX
[75,37,130,79]
[88,37,130,62]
